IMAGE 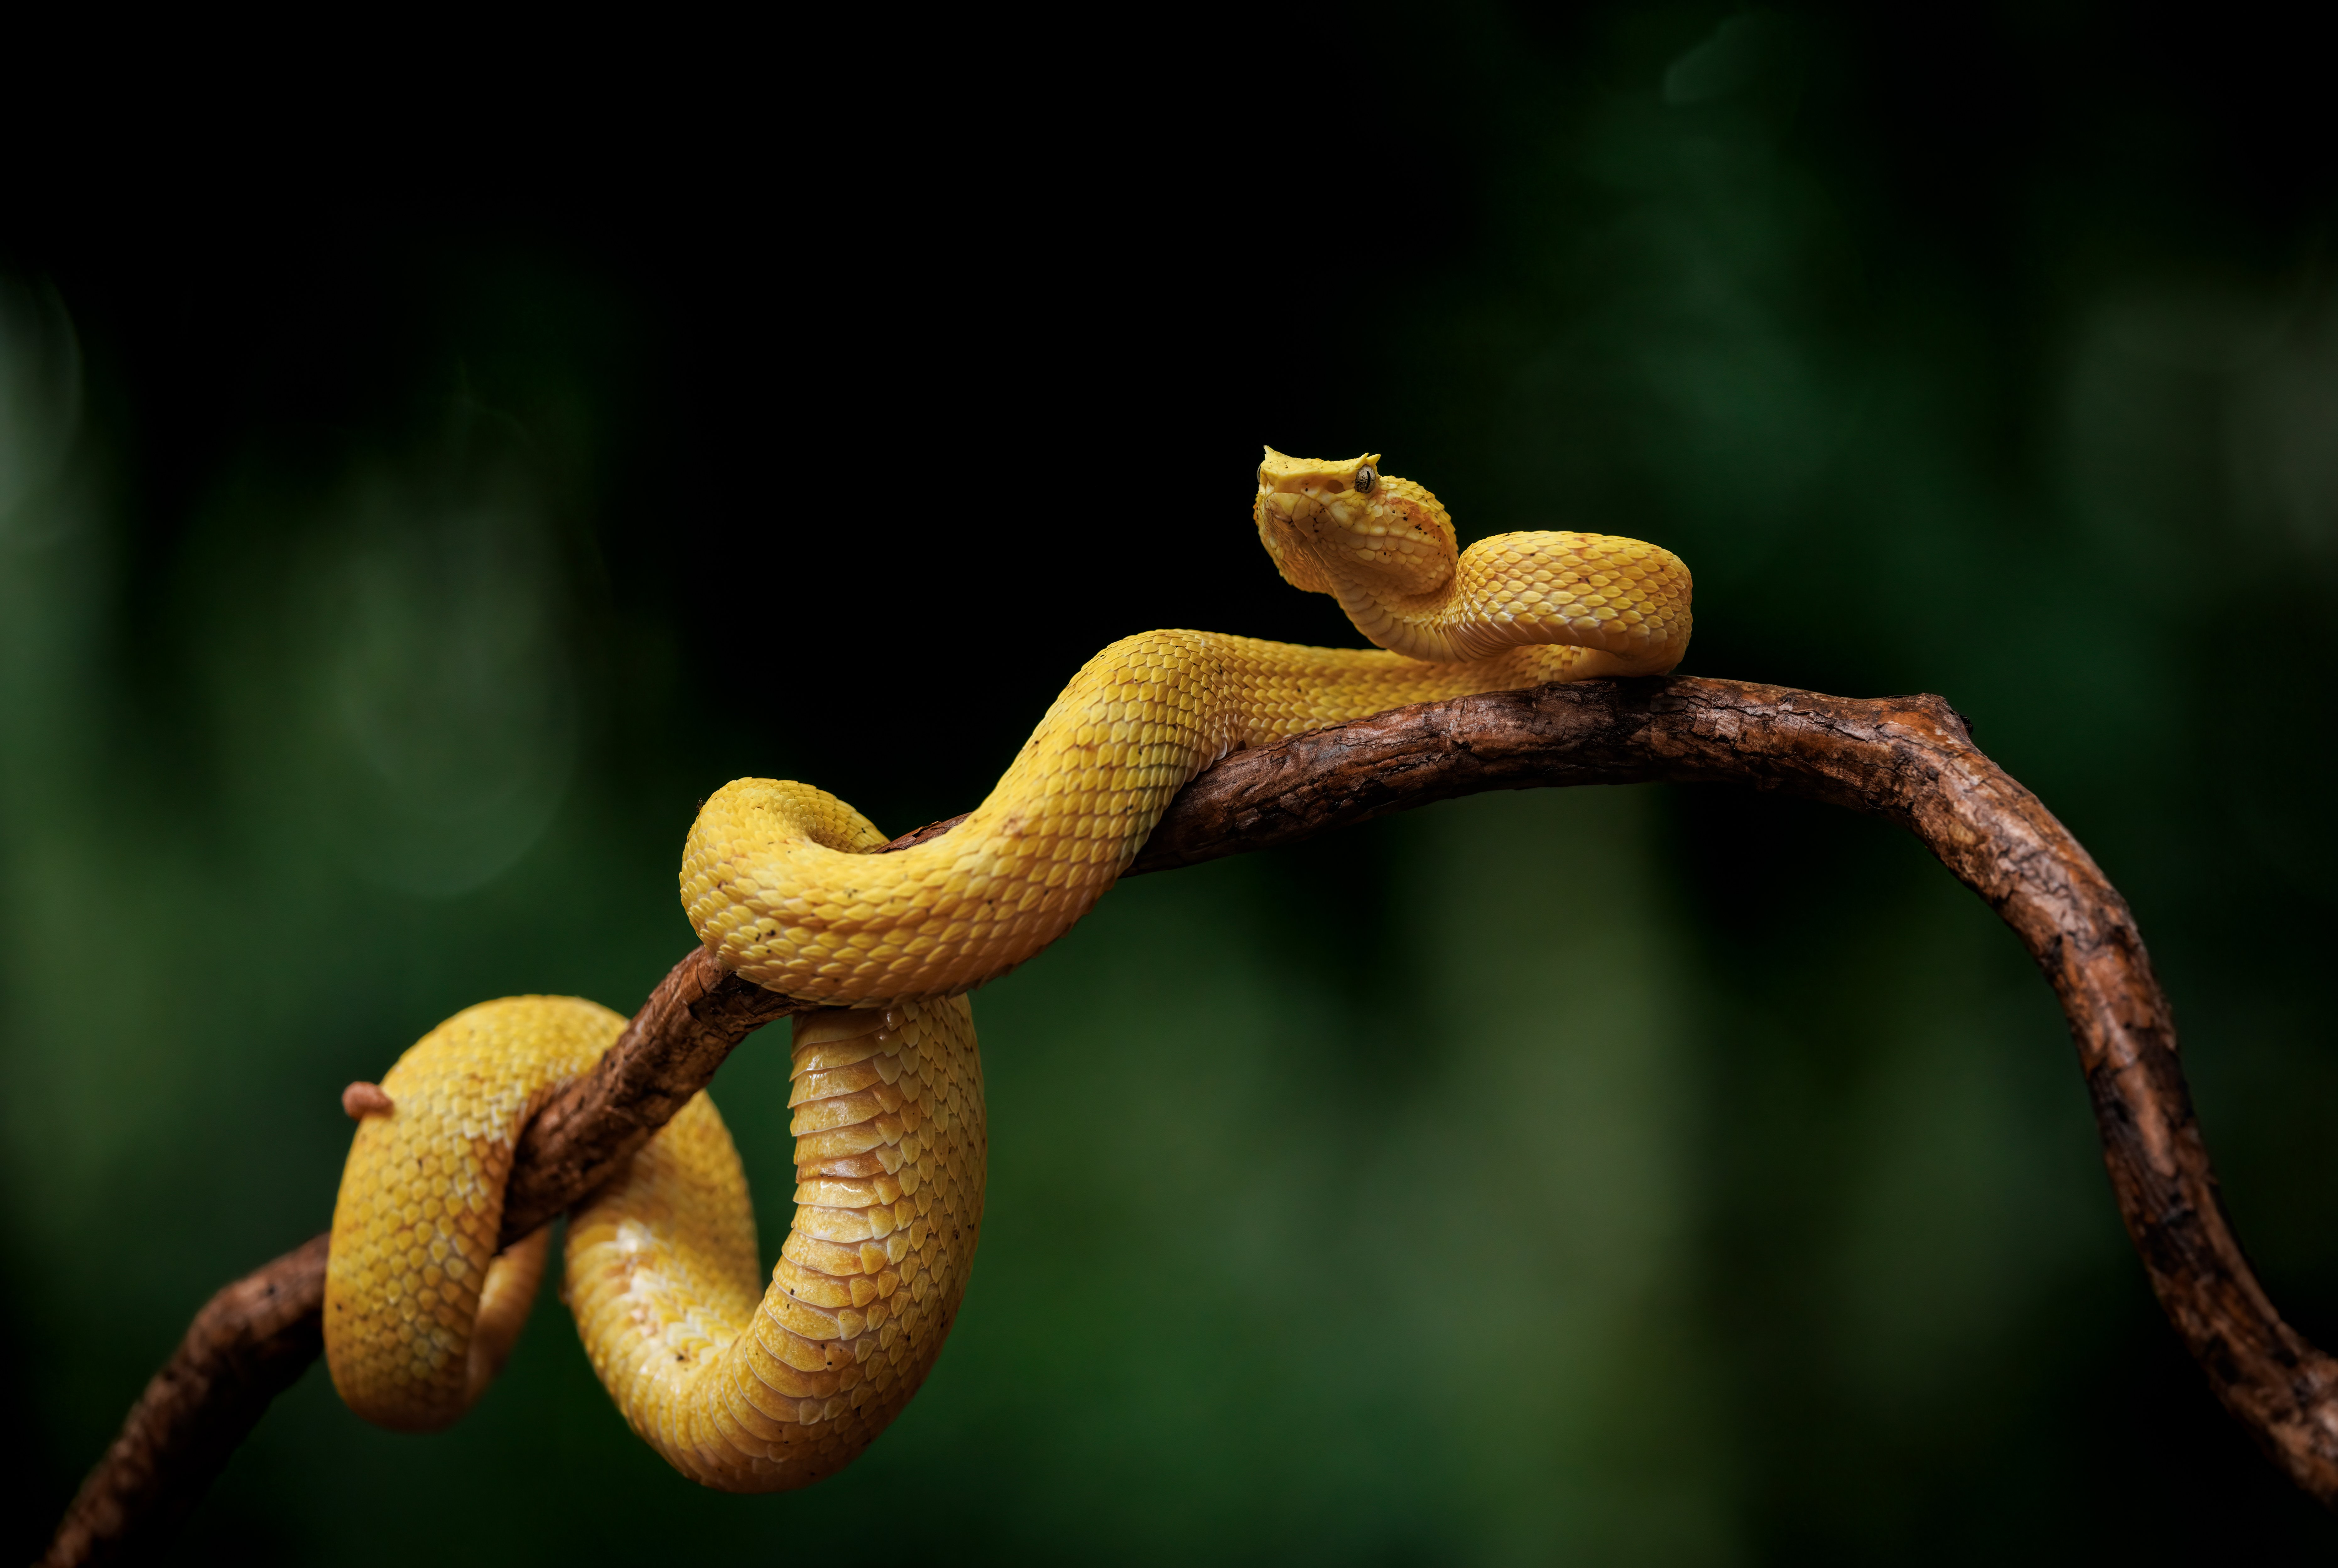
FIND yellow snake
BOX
[322,449,1693,1490]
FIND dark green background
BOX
[8,4,2338,1560]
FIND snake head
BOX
[1254,446,1458,601]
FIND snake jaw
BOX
[1254,483,1336,594]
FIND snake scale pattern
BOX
[323,449,1694,1489]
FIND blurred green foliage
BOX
[8,3,2338,1561]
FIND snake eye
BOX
[1355,465,1377,494]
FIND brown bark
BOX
[45,674,2338,1564]
[41,1235,329,1568]
[498,945,802,1246]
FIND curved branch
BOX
[45,675,2338,1564]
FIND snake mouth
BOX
[1256,486,1341,538]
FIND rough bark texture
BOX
[41,1235,330,1568]
[499,946,804,1246]
[46,675,2338,1564]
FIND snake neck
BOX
[1323,556,1487,663]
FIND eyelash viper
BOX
[321,448,1693,1490]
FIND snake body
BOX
[323,450,1691,1489]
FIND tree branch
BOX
[45,675,2338,1563]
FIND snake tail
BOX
[326,995,986,1489]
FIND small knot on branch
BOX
[341,1082,394,1119]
